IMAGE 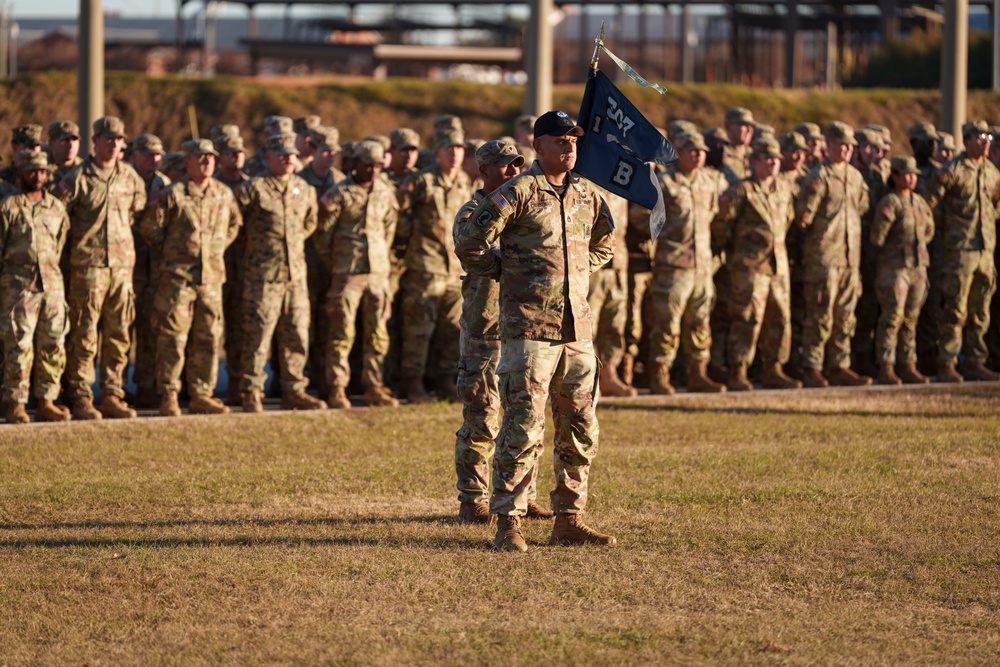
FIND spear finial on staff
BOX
[590,20,605,71]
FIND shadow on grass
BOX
[0,534,487,550]
[600,403,994,419]
[0,514,457,532]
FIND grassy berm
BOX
[1,384,999,665]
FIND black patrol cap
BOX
[533,110,584,139]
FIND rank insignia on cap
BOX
[490,192,510,211]
[557,111,569,119]
[460,209,472,220]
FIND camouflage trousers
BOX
[915,235,944,373]
[455,332,501,504]
[938,250,996,365]
[153,276,224,396]
[306,242,332,396]
[802,266,860,371]
[625,269,652,358]
[709,263,732,369]
[326,272,391,390]
[132,241,160,397]
[874,265,928,366]
[0,283,67,404]
[491,338,599,517]
[400,270,461,380]
[223,235,248,390]
[240,279,310,394]
[587,267,627,367]
[65,266,136,402]
[647,267,713,368]
[788,266,807,370]
[727,269,791,367]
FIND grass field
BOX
[1,384,999,665]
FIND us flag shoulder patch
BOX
[490,192,510,211]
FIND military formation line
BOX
[0,108,998,429]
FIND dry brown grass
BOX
[1,384,999,665]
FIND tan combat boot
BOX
[5,402,29,424]
[936,361,963,383]
[599,362,637,397]
[827,367,872,387]
[327,386,351,409]
[549,513,617,546]
[727,365,753,392]
[189,395,229,415]
[962,360,1000,382]
[100,395,137,419]
[242,388,263,413]
[281,391,326,410]
[36,399,70,422]
[458,501,493,525]
[620,353,635,387]
[801,368,829,388]
[762,362,802,389]
[687,361,727,393]
[897,363,929,384]
[224,376,242,407]
[493,515,528,552]
[648,362,674,395]
[526,500,555,519]
[403,377,433,404]
[159,389,182,417]
[72,397,103,421]
[877,364,902,386]
[363,384,399,408]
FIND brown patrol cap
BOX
[673,131,708,152]
[962,119,992,138]
[514,114,537,133]
[724,107,755,126]
[907,122,937,141]
[93,116,127,140]
[751,136,782,158]
[854,128,885,149]
[262,115,293,138]
[475,139,525,169]
[937,131,957,151]
[132,133,165,156]
[264,132,300,156]
[47,120,80,141]
[667,119,699,142]
[210,124,241,141]
[293,115,322,134]
[793,122,823,141]
[433,114,463,133]
[434,129,465,149]
[517,144,536,163]
[12,124,43,147]
[890,155,920,174]
[182,138,219,157]
[865,123,892,145]
[363,134,391,152]
[353,140,385,165]
[15,149,48,171]
[215,134,246,154]
[390,128,420,150]
[533,110,584,139]
[702,126,732,146]
[779,131,808,152]
[309,126,341,152]
[825,121,858,146]
[753,124,776,140]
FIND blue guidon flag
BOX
[575,67,678,239]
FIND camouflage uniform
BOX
[455,161,615,517]
[910,123,945,372]
[0,188,70,404]
[870,186,933,366]
[0,124,43,185]
[587,188,630,375]
[718,168,795,368]
[794,149,870,373]
[298,128,347,396]
[234,155,319,395]
[317,167,398,392]
[58,146,147,403]
[649,158,727,374]
[624,202,654,376]
[214,135,251,398]
[924,144,1000,368]
[397,138,472,384]
[142,157,242,397]
[711,126,747,377]
[131,134,171,404]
